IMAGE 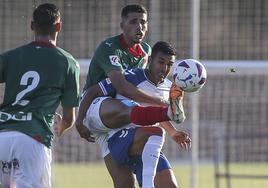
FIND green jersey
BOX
[0,41,80,148]
[84,34,151,89]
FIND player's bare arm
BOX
[107,69,166,106]
[76,84,103,125]
[75,84,103,142]
[159,121,191,150]
[54,107,76,136]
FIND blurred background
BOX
[0,0,268,188]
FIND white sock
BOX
[141,135,164,188]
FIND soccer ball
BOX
[173,59,207,92]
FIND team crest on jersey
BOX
[109,55,120,66]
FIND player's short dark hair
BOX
[151,41,176,59]
[33,3,60,35]
[121,4,147,19]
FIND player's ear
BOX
[55,22,62,32]
[148,55,152,62]
[120,21,124,30]
[30,21,34,31]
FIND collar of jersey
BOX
[31,41,56,48]
[119,34,144,58]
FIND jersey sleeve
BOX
[98,78,116,97]
[98,69,145,97]
[61,58,80,108]
[124,69,145,85]
[94,41,124,75]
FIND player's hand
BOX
[53,113,65,137]
[54,112,73,137]
[75,121,95,142]
[171,131,191,150]
[170,82,184,100]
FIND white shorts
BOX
[84,97,112,134]
[94,133,110,158]
[0,131,51,188]
[84,97,112,157]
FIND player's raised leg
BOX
[100,97,172,128]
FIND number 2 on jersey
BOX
[12,71,40,106]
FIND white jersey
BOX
[99,68,171,103]
[98,68,171,137]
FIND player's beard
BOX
[133,33,144,43]
[156,72,166,84]
[132,37,142,44]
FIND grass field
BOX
[53,162,268,188]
